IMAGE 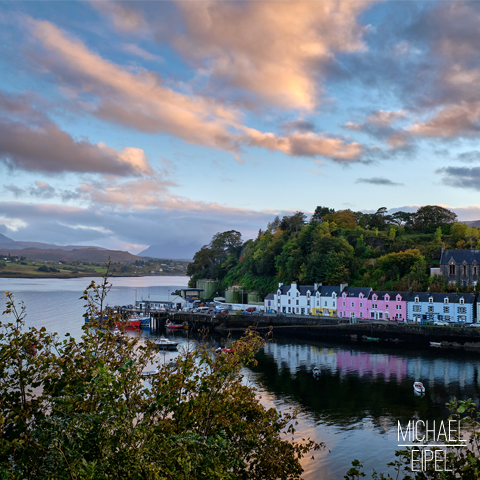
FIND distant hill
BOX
[464,220,480,228]
[0,247,139,263]
[0,233,13,243]
[0,240,107,251]
[138,241,198,260]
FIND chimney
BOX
[278,282,283,288]
[340,283,348,292]
[314,282,322,291]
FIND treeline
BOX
[187,205,480,296]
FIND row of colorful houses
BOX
[263,283,477,324]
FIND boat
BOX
[140,369,159,377]
[366,337,380,342]
[215,347,233,354]
[312,367,321,376]
[413,381,425,394]
[166,321,183,330]
[115,320,142,328]
[430,342,442,348]
[129,315,151,327]
[155,336,179,351]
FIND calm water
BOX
[2,276,479,479]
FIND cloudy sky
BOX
[1,1,480,256]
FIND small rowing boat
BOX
[413,381,425,394]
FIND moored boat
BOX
[166,321,183,330]
[413,381,425,394]
[430,342,442,348]
[156,336,178,351]
[312,367,321,376]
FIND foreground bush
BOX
[0,277,321,479]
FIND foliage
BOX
[187,204,477,295]
[0,276,322,479]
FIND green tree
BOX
[412,205,457,233]
[0,277,322,479]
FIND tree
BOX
[280,211,307,233]
[322,210,357,230]
[412,205,457,233]
[0,277,322,479]
[390,211,413,227]
[310,206,335,224]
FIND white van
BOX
[195,307,210,313]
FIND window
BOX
[458,307,466,314]
[385,295,390,302]
[343,301,346,307]
[444,298,449,304]
[398,313,403,319]
[385,313,389,320]
[307,300,310,306]
[445,316,450,321]
[333,302,336,307]
[413,305,421,312]
[385,304,389,310]
[443,306,449,313]
[288,307,291,313]
[360,312,363,318]
[297,292,299,297]
[463,265,467,275]
[428,305,433,312]
[317,301,319,306]
[351,302,355,308]
[415,297,419,303]
[450,264,455,275]
[372,303,377,309]
[475,266,478,275]
[288,299,291,304]
[373,295,377,301]
[460,298,465,304]
[429,297,433,303]
[324,301,327,306]
[296,307,299,313]
[371,312,375,318]
[296,300,299,305]
[360,302,363,308]
[379,312,383,319]
[288,292,290,296]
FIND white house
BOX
[273,283,316,315]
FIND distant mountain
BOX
[464,220,480,228]
[0,233,13,243]
[0,247,139,263]
[0,240,107,251]
[138,241,199,260]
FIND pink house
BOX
[367,291,408,321]
[337,287,372,320]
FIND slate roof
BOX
[342,287,372,298]
[368,291,412,301]
[298,285,315,295]
[276,284,291,295]
[411,292,475,304]
[264,293,274,300]
[440,249,480,265]
[320,285,341,296]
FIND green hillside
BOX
[187,205,480,297]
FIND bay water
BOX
[1,276,478,478]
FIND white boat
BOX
[430,342,442,348]
[156,336,178,351]
[312,367,321,376]
[413,381,425,394]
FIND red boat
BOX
[165,321,183,330]
[116,319,141,328]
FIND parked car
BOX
[433,321,449,326]
[245,307,256,313]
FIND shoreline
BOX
[0,273,188,279]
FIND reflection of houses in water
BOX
[407,358,475,389]
[263,342,337,375]
[336,351,407,381]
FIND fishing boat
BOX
[156,336,178,351]
[413,381,425,394]
[312,367,321,377]
[430,342,442,348]
[129,315,151,327]
[165,321,183,330]
[116,318,141,328]
[140,369,159,377]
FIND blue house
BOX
[407,292,475,324]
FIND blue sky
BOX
[1,1,480,257]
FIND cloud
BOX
[436,166,480,191]
[0,90,153,176]
[123,44,163,63]
[91,1,372,111]
[356,177,404,186]
[365,110,407,127]
[24,18,364,162]
[282,119,317,133]
[457,151,480,163]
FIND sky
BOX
[1,0,480,257]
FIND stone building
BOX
[439,248,480,286]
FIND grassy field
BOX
[0,260,187,278]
